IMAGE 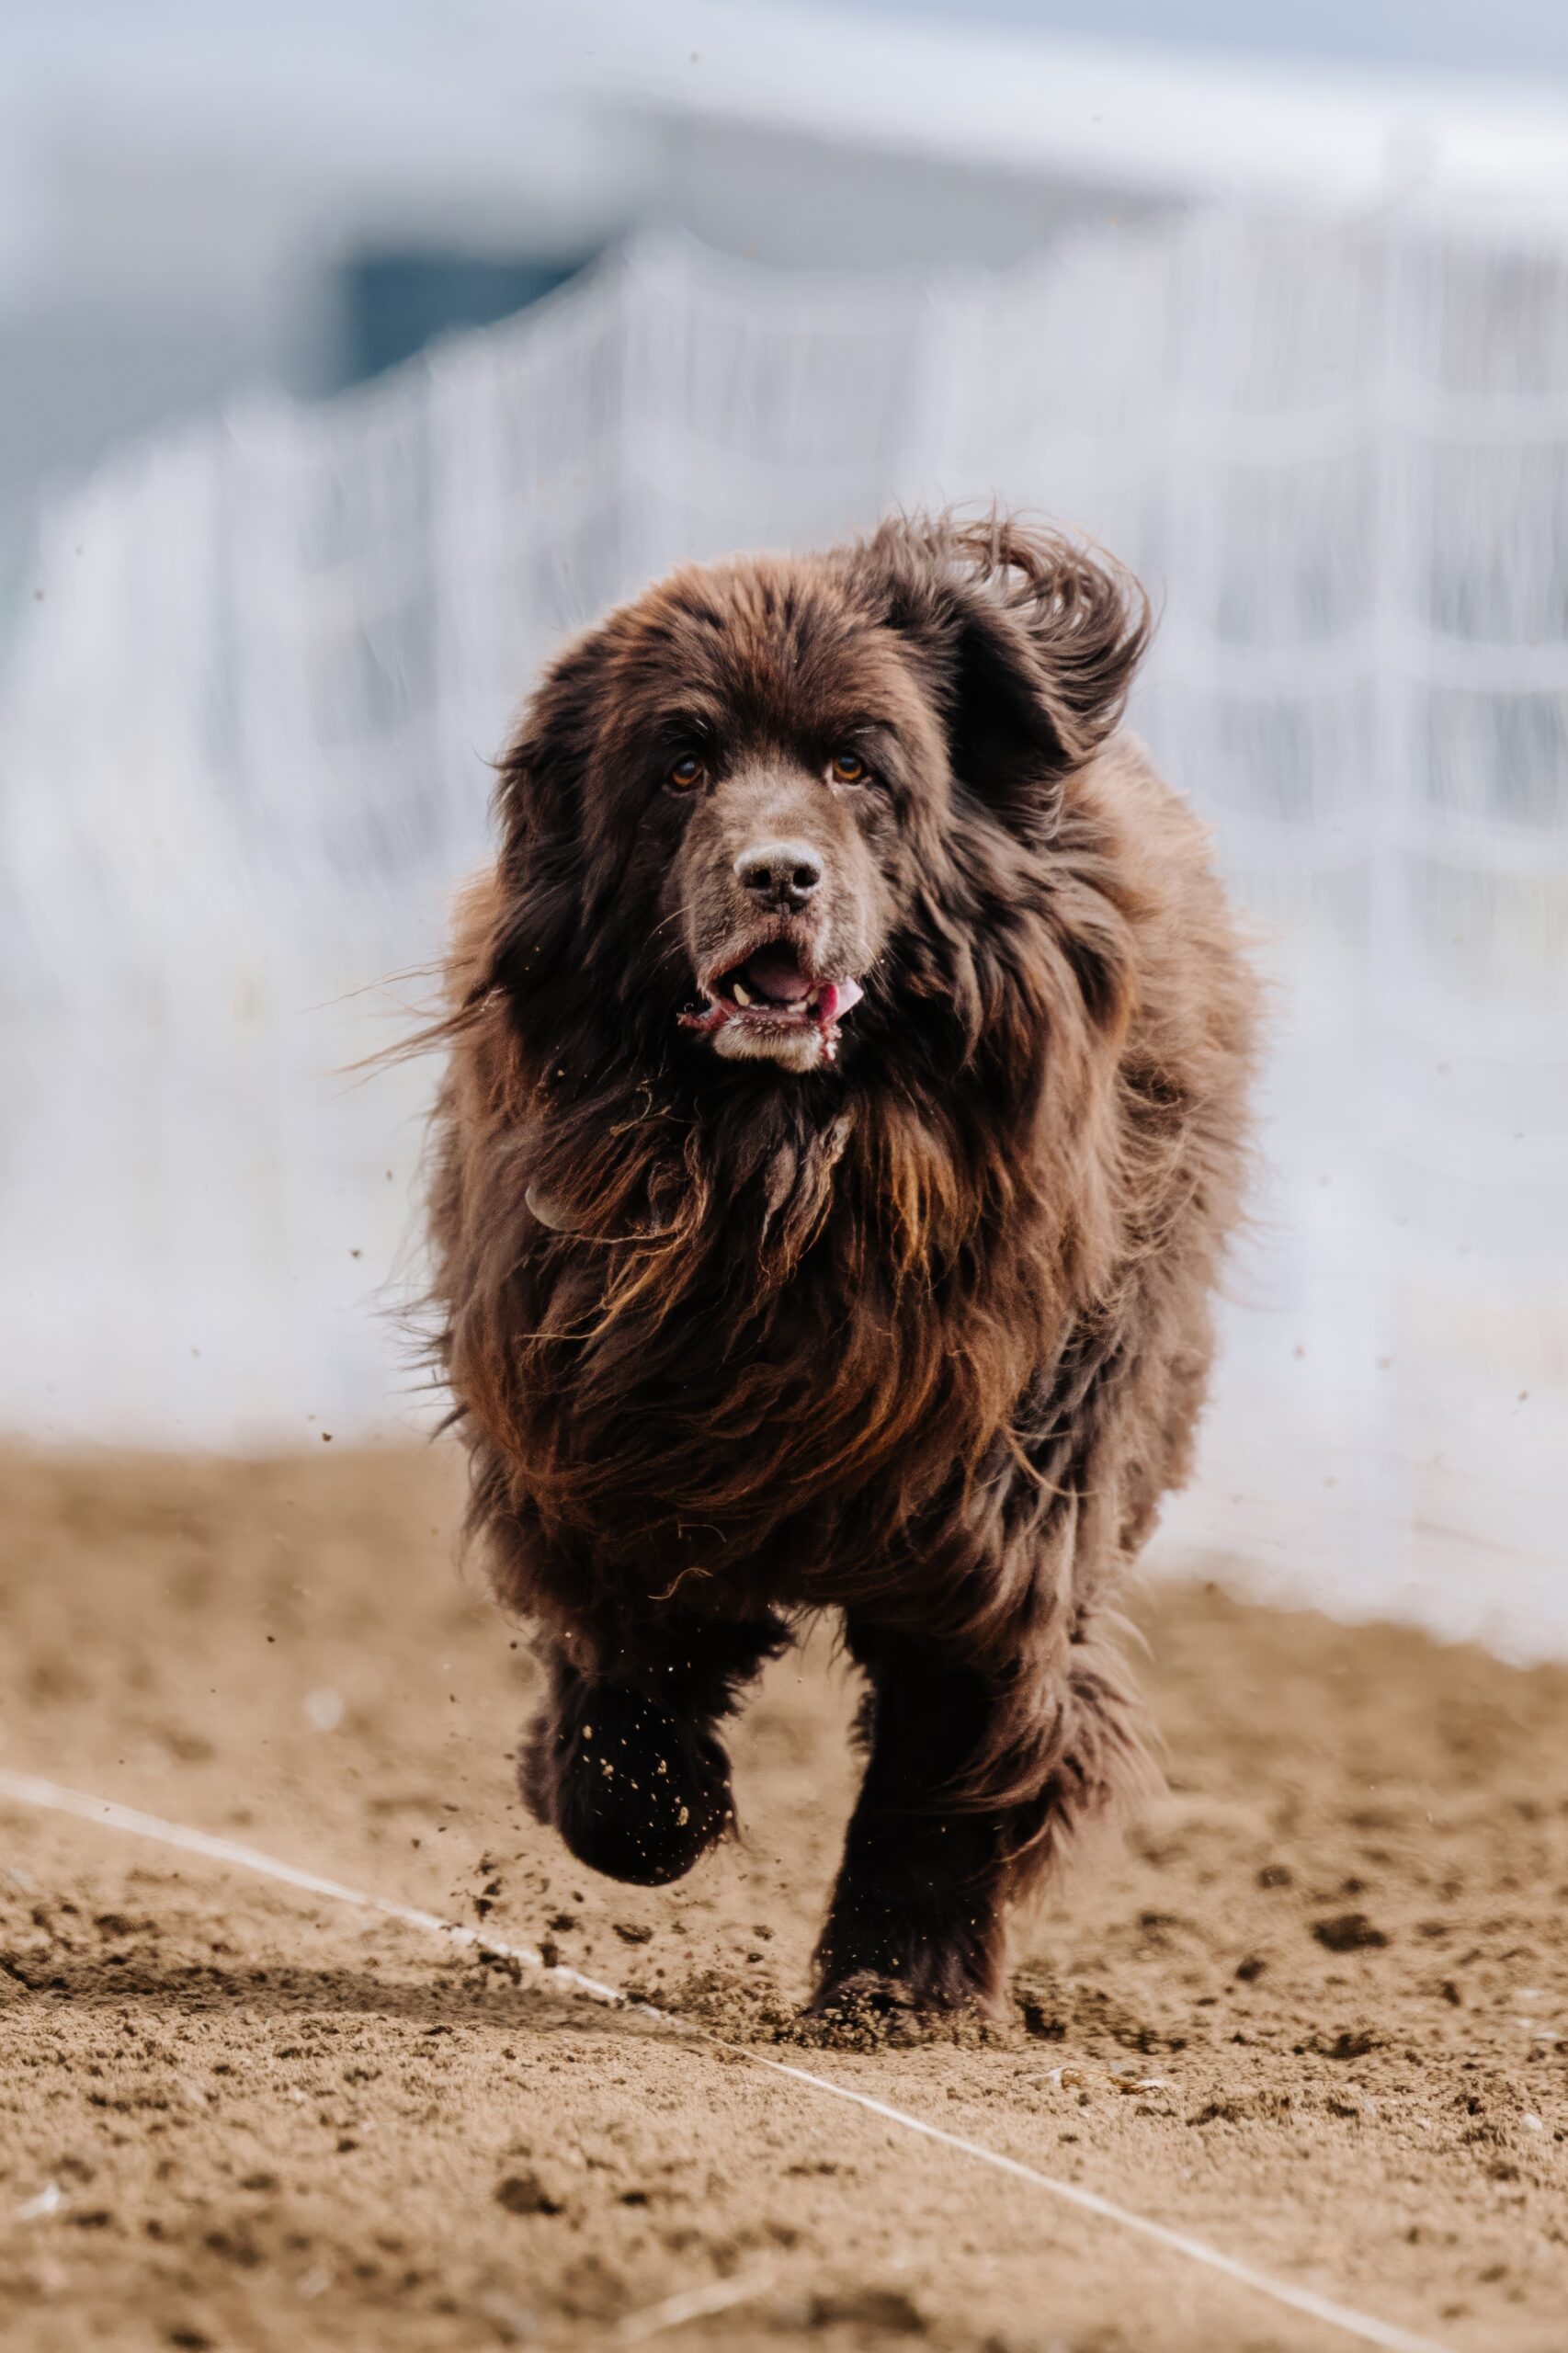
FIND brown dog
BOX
[426,512,1256,2020]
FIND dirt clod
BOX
[1312,1912,1391,1952]
[494,2172,564,2219]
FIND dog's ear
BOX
[494,621,613,846]
[477,620,625,1010]
[866,514,1151,835]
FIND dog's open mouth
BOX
[679,942,864,1065]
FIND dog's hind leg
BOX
[520,1614,791,1888]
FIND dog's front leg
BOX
[519,1613,790,1888]
[809,1626,1020,2020]
[811,1594,1150,2022]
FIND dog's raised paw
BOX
[522,1682,733,1888]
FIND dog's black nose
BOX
[735,840,824,910]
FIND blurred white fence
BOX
[3,205,1565,1654]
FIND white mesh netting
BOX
[2,203,1564,1651]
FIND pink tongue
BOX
[743,950,813,1004]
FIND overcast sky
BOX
[813,0,1568,83]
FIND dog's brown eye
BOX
[667,754,705,791]
[829,751,868,785]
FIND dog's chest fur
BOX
[483,1088,1052,1605]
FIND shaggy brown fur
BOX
[425,511,1257,2018]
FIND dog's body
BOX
[427,515,1256,2018]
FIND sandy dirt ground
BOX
[2,1445,1566,2353]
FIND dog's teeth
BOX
[732,980,755,1008]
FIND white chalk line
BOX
[0,1767,1453,2353]
[616,2266,776,2343]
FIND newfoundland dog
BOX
[426,511,1256,2021]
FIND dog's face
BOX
[647,570,949,1075]
[494,519,1146,1081]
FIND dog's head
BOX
[490,514,1148,1081]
